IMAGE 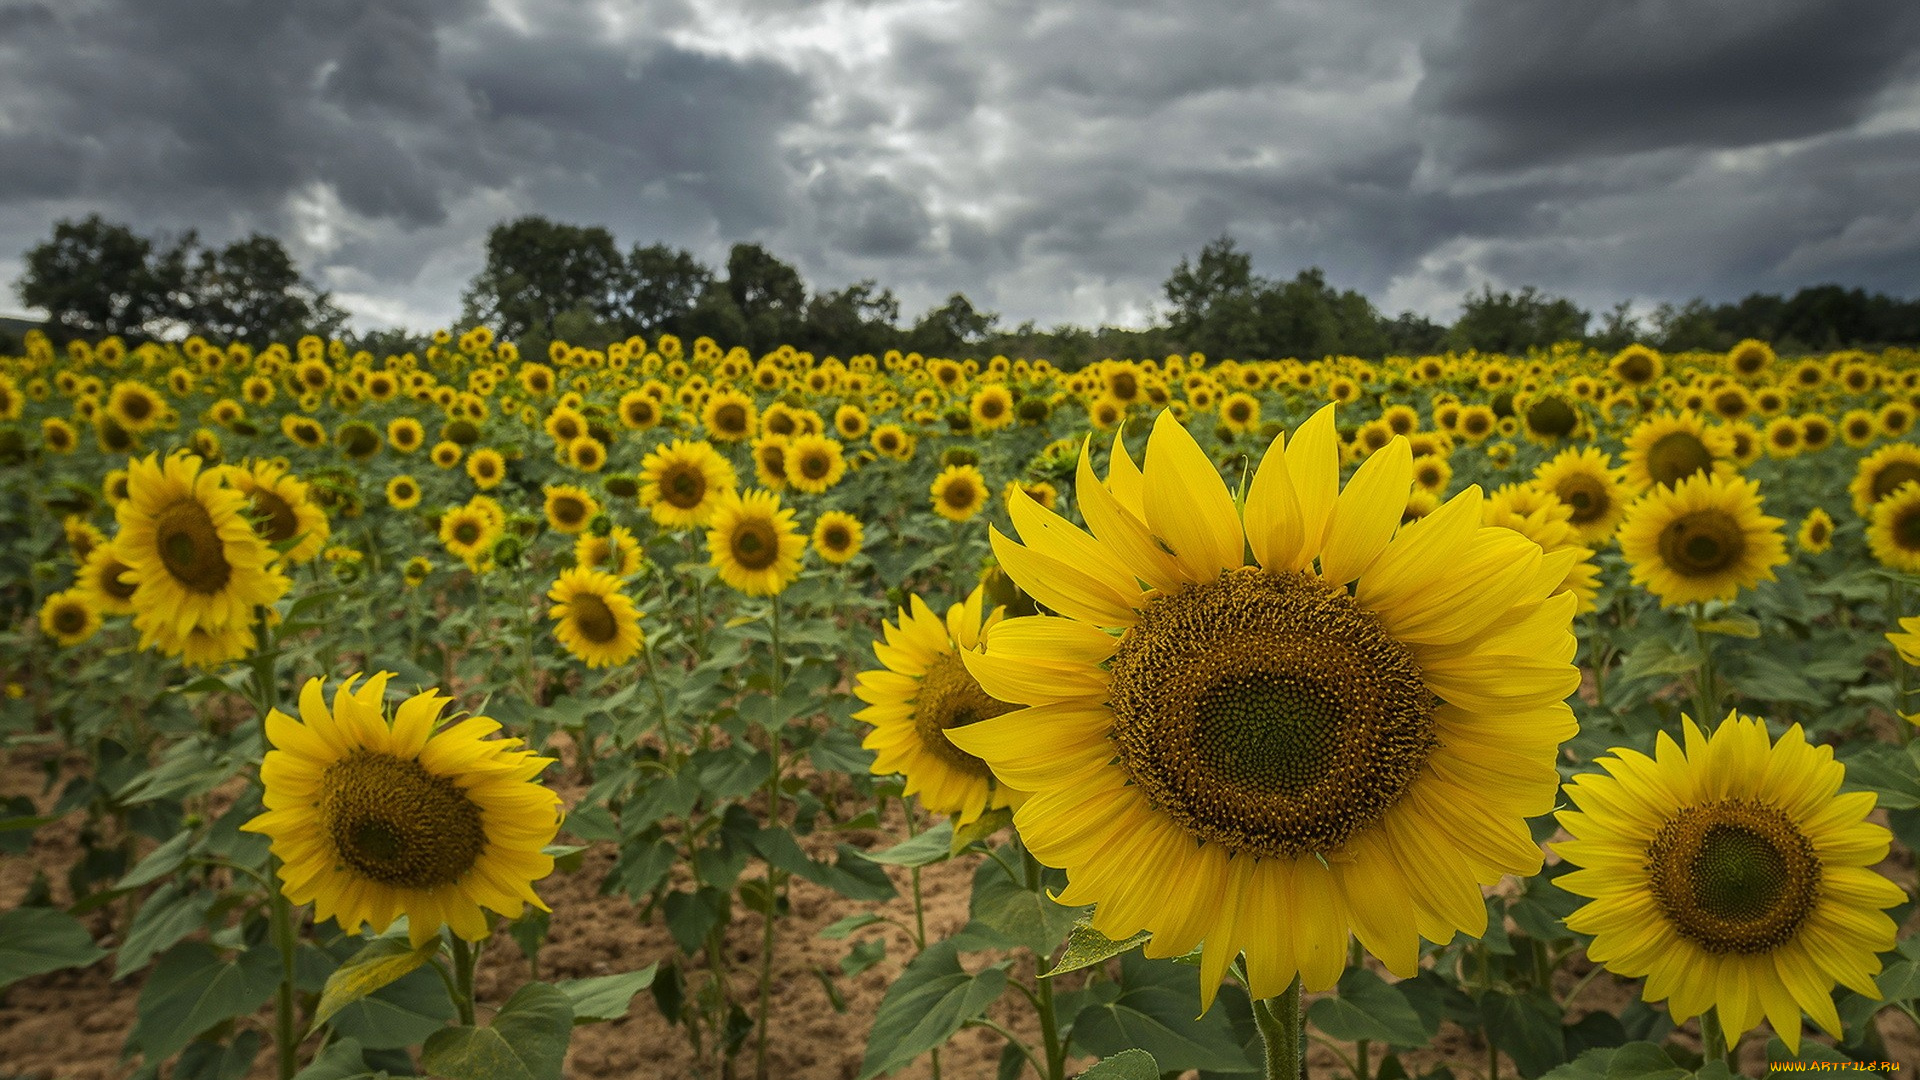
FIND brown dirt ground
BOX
[3,723,1919,1080]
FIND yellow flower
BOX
[1890,616,1920,668]
[812,510,864,564]
[439,505,501,571]
[1848,442,1920,518]
[387,417,425,453]
[949,407,1580,1007]
[106,380,165,434]
[1796,508,1833,555]
[705,489,806,597]
[1866,480,1920,573]
[640,439,737,529]
[548,567,644,668]
[225,459,331,564]
[1617,472,1787,608]
[243,674,562,947]
[38,590,101,647]
[77,545,138,617]
[1220,392,1261,434]
[1555,714,1904,1054]
[542,484,599,535]
[430,441,463,469]
[466,447,506,490]
[114,451,289,645]
[1532,447,1630,545]
[871,424,915,461]
[702,387,758,442]
[970,385,1015,432]
[575,526,643,577]
[386,475,422,510]
[930,464,988,522]
[1622,411,1735,493]
[856,587,1024,825]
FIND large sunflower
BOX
[547,567,644,668]
[856,587,1024,825]
[1617,472,1787,608]
[640,439,737,529]
[1622,410,1735,493]
[947,406,1581,1007]
[706,489,805,597]
[1555,714,1904,1054]
[1866,480,1920,573]
[1848,443,1920,518]
[243,674,563,947]
[1532,447,1631,545]
[114,451,289,643]
[225,459,331,564]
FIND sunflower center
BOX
[322,751,486,889]
[453,521,481,545]
[52,604,88,635]
[799,452,831,480]
[120,393,154,421]
[553,496,587,527]
[154,499,234,594]
[569,593,619,643]
[1658,510,1746,576]
[730,521,779,571]
[1527,398,1577,437]
[249,488,300,544]
[1645,799,1820,954]
[1647,432,1714,487]
[664,467,706,509]
[914,651,1017,775]
[99,558,137,601]
[1107,567,1437,859]
[1554,475,1607,522]
[823,525,851,551]
[1871,464,1920,504]
[1895,505,1920,550]
[942,480,977,510]
[716,404,747,432]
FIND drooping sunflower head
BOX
[1622,410,1735,493]
[1555,713,1904,1053]
[225,459,331,564]
[1617,471,1787,608]
[930,464,988,522]
[243,674,563,947]
[812,510,865,565]
[542,484,599,535]
[1866,480,1920,574]
[640,439,737,529]
[705,488,806,597]
[547,567,644,668]
[114,450,290,642]
[946,406,1582,1006]
[855,587,1022,825]
[1848,442,1920,518]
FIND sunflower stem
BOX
[754,595,786,1080]
[640,635,677,765]
[1697,1008,1733,1068]
[1021,845,1067,1080]
[450,935,478,1026]
[1253,977,1303,1080]
[1689,605,1721,727]
[244,608,301,1080]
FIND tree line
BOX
[13,215,1920,365]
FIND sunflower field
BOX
[2,327,1919,1080]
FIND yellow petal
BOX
[1285,403,1340,562]
[989,527,1139,628]
[1142,411,1244,580]
[1076,441,1184,592]
[1243,429,1307,572]
[1319,435,1411,586]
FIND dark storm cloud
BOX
[1421,0,1920,169]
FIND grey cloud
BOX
[806,172,932,257]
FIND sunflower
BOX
[1866,481,1920,573]
[114,451,289,643]
[575,525,643,576]
[1796,508,1834,555]
[1411,455,1452,496]
[1848,443,1920,518]
[871,424,914,461]
[387,418,425,454]
[1456,404,1496,442]
[77,545,139,617]
[1891,616,1920,668]
[856,587,1025,825]
[706,489,806,597]
[1003,480,1059,512]
[1622,411,1735,493]
[243,674,563,948]
[812,510,865,564]
[781,433,843,494]
[386,475,422,510]
[1618,472,1787,608]
[930,464,988,522]
[42,417,77,453]
[106,380,165,434]
[971,386,1015,432]
[947,407,1581,1007]
[147,619,257,669]
[617,390,662,430]
[39,589,101,647]
[226,459,330,564]
[439,505,501,571]
[1555,714,1903,1054]
[833,404,870,440]
[547,567,644,668]
[1483,484,1601,614]
[702,388,757,443]
[1532,447,1631,545]
[1839,410,1878,449]
[466,448,506,490]
[752,433,792,490]
[430,441,463,469]
[640,439,737,529]
[542,484,599,535]
[281,415,327,450]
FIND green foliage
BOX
[419,982,575,1080]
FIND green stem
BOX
[1892,581,1911,745]
[1022,845,1066,1080]
[1252,978,1303,1080]
[268,854,300,1080]
[1690,606,1720,726]
[450,935,478,1027]
[755,597,786,1080]
[904,800,928,950]
[1697,1008,1731,1068]
[640,635,676,764]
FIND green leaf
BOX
[858,940,1010,1079]
[819,914,885,940]
[663,888,728,955]
[1045,919,1152,977]
[1538,1042,1683,1080]
[863,822,956,867]
[969,854,1083,958]
[315,936,444,1028]
[1840,743,1920,811]
[130,942,280,1064]
[114,830,196,891]
[1763,1037,1858,1069]
[1076,1049,1160,1079]
[1479,990,1565,1079]
[1069,952,1255,1074]
[1615,636,1700,683]
[291,1037,387,1080]
[1305,968,1432,1048]
[612,838,678,899]
[328,965,457,1050]
[950,807,1014,854]
[0,906,106,990]
[553,965,659,1024]
[173,1030,261,1080]
[116,881,215,978]
[1692,616,1760,638]
[421,982,574,1080]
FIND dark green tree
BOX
[799,279,900,356]
[461,216,625,341]
[724,243,807,353]
[1446,285,1589,353]
[16,215,194,339]
[682,282,751,349]
[1164,235,1261,357]
[188,234,346,345]
[618,243,712,337]
[909,293,998,356]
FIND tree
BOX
[1587,301,1644,353]
[1446,286,1589,353]
[618,243,712,338]
[188,234,346,345]
[799,279,900,356]
[724,243,807,353]
[461,216,625,341]
[1383,311,1447,355]
[909,293,998,356]
[16,215,193,339]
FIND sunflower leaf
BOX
[857,940,1009,1080]
[1306,968,1431,1048]
[420,981,573,1080]
[1045,920,1152,978]
[863,821,954,868]
[1076,1049,1160,1079]
[0,906,106,990]
[552,964,658,1024]
[315,936,444,1029]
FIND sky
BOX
[2,0,1917,335]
